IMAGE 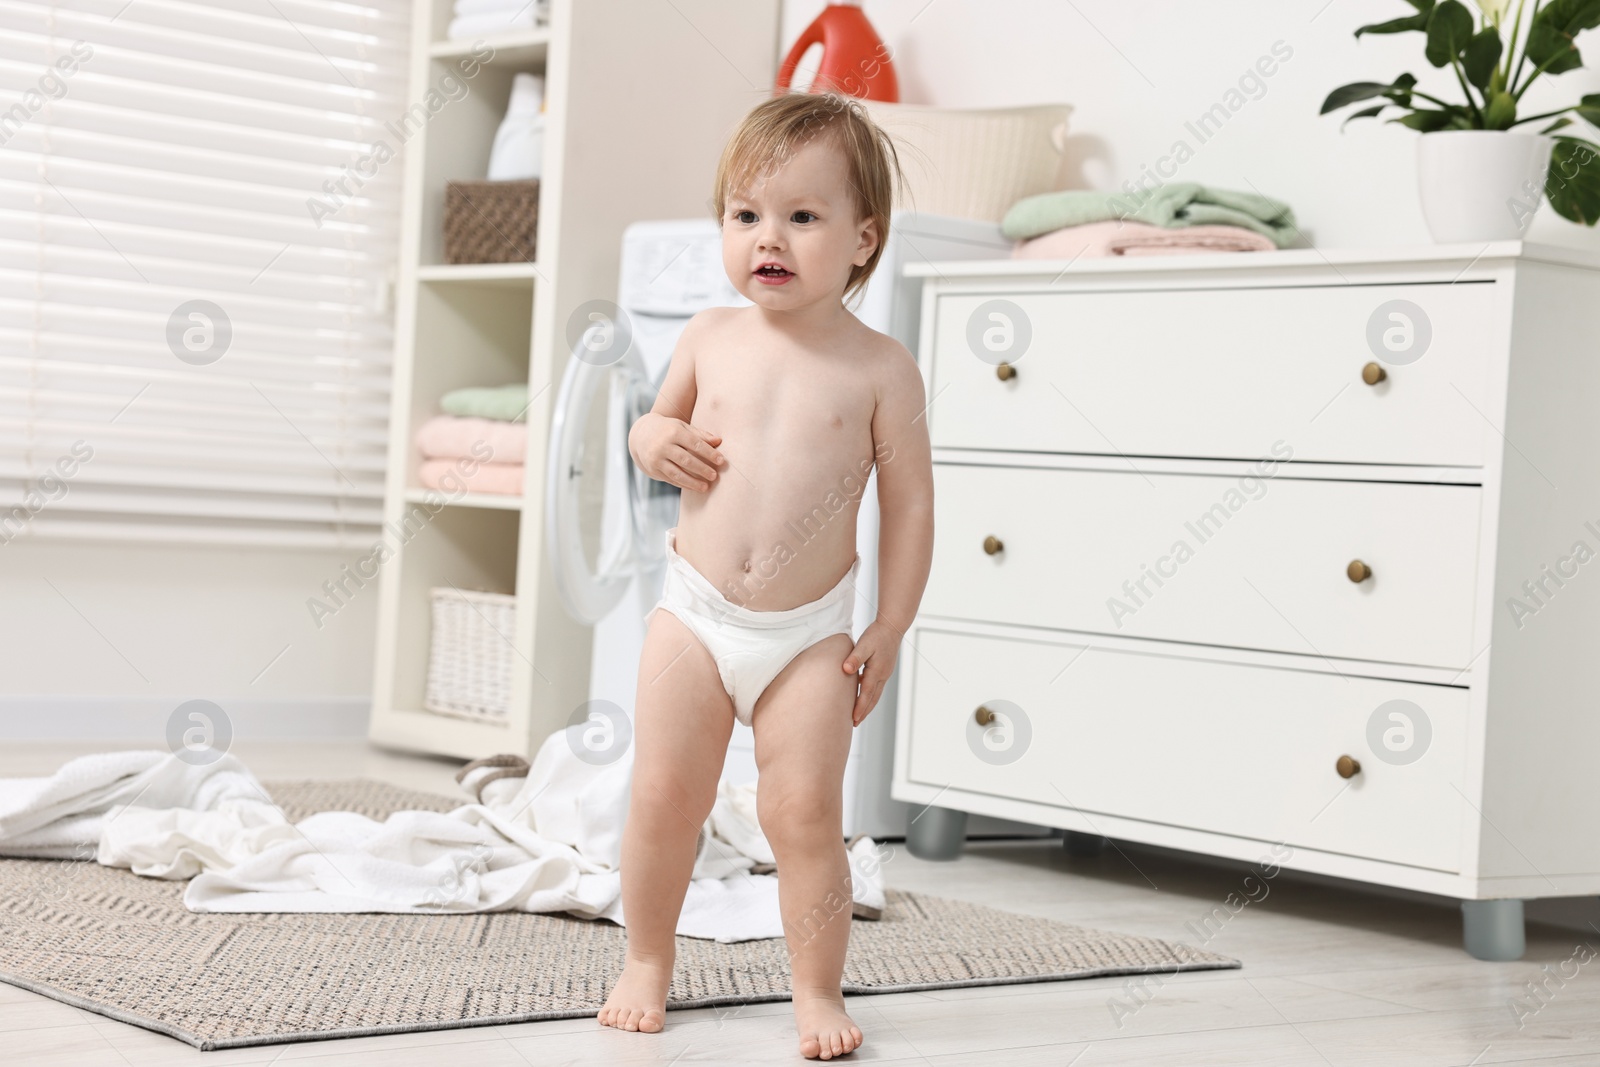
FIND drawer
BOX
[924,464,1481,670]
[903,627,1468,872]
[927,283,1495,466]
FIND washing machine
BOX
[547,214,1038,839]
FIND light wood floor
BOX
[4,740,1599,1066]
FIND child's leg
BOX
[598,607,735,1033]
[750,632,863,1061]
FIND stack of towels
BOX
[1003,182,1298,260]
[415,383,529,496]
[446,0,547,41]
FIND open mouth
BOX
[754,264,792,278]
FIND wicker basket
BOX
[443,179,540,264]
[858,101,1074,223]
[423,586,516,722]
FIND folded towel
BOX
[419,459,524,496]
[447,7,537,39]
[1003,182,1297,248]
[1011,220,1277,261]
[440,383,530,423]
[415,415,528,464]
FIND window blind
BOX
[0,0,411,548]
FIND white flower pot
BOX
[1417,130,1553,242]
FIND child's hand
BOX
[842,621,900,726]
[631,412,725,492]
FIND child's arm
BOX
[628,309,727,492]
[842,341,934,726]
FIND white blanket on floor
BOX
[0,736,883,943]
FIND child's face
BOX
[721,135,878,312]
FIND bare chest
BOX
[692,359,876,464]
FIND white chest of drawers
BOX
[891,241,1600,960]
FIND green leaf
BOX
[1356,13,1432,37]
[1320,81,1391,113]
[1526,20,1586,75]
[1545,136,1600,225]
[1356,1,1436,35]
[1393,107,1464,130]
[1526,0,1600,78]
[1388,71,1419,106]
[1542,116,1577,132]
[1342,103,1390,128]
[1320,74,1416,113]
[1485,90,1518,128]
[1575,91,1600,128]
[1464,27,1504,89]
[1425,1,1476,67]
[1541,0,1600,36]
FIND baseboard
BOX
[0,696,370,741]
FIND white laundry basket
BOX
[424,586,516,722]
[860,101,1074,223]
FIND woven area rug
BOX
[0,777,1238,1050]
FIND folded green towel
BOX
[440,383,530,422]
[1003,182,1298,248]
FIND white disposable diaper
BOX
[651,527,859,726]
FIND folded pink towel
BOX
[415,415,527,465]
[418,460,524,496]
[1011,219,1276,260]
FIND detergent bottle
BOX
[775,0,898,102]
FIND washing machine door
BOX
[546,326,677,624]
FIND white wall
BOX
[781,0,1600,252]
[0,541,375,738]
[9,0,1600,738]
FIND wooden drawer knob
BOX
[983,535,1004,555]
[1362,361,1387,386]
[1347,559,1372,583]
[996,362,1017,381]
[975,705,996,726]
[1336,754,1362,779]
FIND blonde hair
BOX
[712,92,909,306]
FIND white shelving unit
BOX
[370,0,780,760]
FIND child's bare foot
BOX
[597,954,672,1033]
[794,993,863,1060]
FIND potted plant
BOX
[1322,0,1600,241]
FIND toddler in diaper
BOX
[596,92,934,1062]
